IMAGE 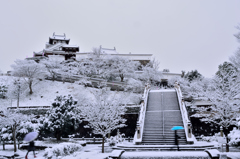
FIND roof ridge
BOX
[45,43,65,51]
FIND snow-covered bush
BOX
[0,84,7,99]
[200,135,217,142]
[125,78,144,93]
[0,126,12,141]
[0,116,37,143]
[107,134,125,146]
[200,133,222,142]
[228,128,240,146]
[44,142,82,159]
[237,117,240,128]
[75,77,91,87]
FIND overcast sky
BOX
[0,0,240,77]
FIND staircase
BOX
[142,90,187,145]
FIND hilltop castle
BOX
[33,33,152,65]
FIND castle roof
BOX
[49,33,70,44]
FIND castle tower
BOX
[33,33,79,60]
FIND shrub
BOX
[228,128,240,146]
[200,133,222,142]
[44,142,82,159]
[107,134,125,147]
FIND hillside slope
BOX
[0,77,141,108]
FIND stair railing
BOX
[174,82,194,144]
[162,111,165,136]
[161,93,164,136]
[133,83,150,144]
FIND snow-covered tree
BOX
[64,53,141,83]
[80,88,127,153]
[43,95,81,141]
[150,57,161,70]
[106,56,140,82]
[234,23,240,42]
[11,59,47,94]
[137,62,162,85]
[183,78,211,99]
[92,46,102,58]
[6,78,28,107]
[192,62,240,152]
[1,118,37,145]
[230,24,240,71]
[41,57,63,81]
[229,50,240,70]
[0,77,8,99]
[184,70,203,82]
[0,109,29,152]
[125,78,144,93]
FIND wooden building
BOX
[33,33,79,60]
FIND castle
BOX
[33,33,152,66]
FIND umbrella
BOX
[24,132,38,142]
[171,126,184,131]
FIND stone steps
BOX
[142,91,187,145]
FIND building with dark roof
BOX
[33,33,79,60]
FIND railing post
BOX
[3,140,5,150]
[137,122,141,139]
[220,126,223,137]
[188,122,192,138]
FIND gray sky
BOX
[0,0,240,77]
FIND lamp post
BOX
[220,126,223,137]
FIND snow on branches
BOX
[0,108,31,152]
[43,95,81,141]
[11,59,47,94]
[80,88,127,153]
[193,62,240,132]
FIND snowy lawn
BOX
[0,143,111,159]
[0,79,141,108]
[1,140,240,159]
[121,151,210,159]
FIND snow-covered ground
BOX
[0,78,141,108]
[1,141,240,159]
[0,144,110,159]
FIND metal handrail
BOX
[163,111,164,136]
[174,82,194,144]
[133,83,150,144]
[162,92,164,136]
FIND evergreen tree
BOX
[43,95,81,141]
[184,70,203,82]
[216,61,237,80]
[0,84,7,99]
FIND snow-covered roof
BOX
[100,46,118,54]
[49,33,70,44]
[34,43,78,56]
[49,33,70,41]
[62,45,79,48]
[46,43,65,51]
[191,99,212,106]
